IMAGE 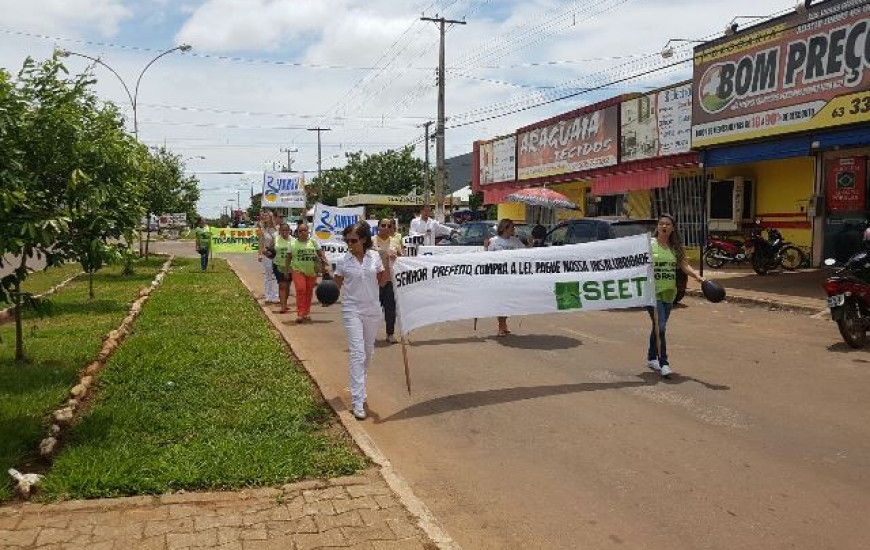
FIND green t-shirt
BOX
[652,238,678,303]
[290,238,321,276]
[195,226,211,250]
[274,235,292,273]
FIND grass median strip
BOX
[41,258,365,499]
[18,263,82,297]
[0,259,165,501]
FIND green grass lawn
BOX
[41,258,365,500]
[0,259,165,501]
[18,263,82,296]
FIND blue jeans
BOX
[646,299,673,365]
[199,249,209,271]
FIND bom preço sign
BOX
[693,0,870,147]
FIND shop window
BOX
[707,177,754,232]
[598,195,625,216]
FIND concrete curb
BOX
[685,288,826,316]
[225,259,461,550]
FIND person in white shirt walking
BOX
[373,218,402,343]
[257,211,279,304]
[409,205,455,246]
[486,218,528,337]
[333,222,389,420]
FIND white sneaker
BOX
[386,334,398,344]
[660,364,673,377]
[352,407,366,420]
[647,359,661,372]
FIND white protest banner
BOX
[392,234,655,335]
[312,203,364,242]
[262,172,306,208]
[402,235,425,257]
[319,240,348,266]
[418,245,485,256]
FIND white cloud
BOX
[175,0,335,52]
[0,0,131,37]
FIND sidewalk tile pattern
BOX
[0,468,437,550]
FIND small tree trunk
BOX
[14,281,23,362]
[89,270,94,299]
[146,223,151,260]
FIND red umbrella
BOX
[505,188,578,209]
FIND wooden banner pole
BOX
[401,336,412,395]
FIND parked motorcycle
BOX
[749,227,805,275]
[824,251,870,348]
[703,234,754,269]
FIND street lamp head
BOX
[660,46,674,59]
[56,49,71,58]
[178,44,193,52]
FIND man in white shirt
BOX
[409,205,455,246]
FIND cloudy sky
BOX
[0,0,796,217]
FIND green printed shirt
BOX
[651,238,678,303]
[290,238,321,276]
[195,226,211,250]
[274,235,292,273]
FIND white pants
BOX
[262,257,279,302]
[342,309,381,410]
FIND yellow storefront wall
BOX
[552,182,587,220]
[496,202,526,221]
[711,157,815,248]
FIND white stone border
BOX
[8,256,174,499]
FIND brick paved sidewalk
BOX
[0,467,436,550]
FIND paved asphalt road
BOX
[158,242,870,550]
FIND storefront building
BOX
[691,0,870,265]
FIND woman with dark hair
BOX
[289,222,329,323]
[271,222,293,314]
[333,222,389,420]
[647,213,705,378]
[486,218,527,336]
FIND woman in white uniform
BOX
[257,211,279,304]
[333,222,388,420]
[486,218,528,336]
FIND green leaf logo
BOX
[554,281,582,310]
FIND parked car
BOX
[543,217,687,303]
[442,220,531,247]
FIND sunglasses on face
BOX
[380,223,392,228]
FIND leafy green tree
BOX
[313,148,425,206]
[141,147,200,257]
[248,192,262,221]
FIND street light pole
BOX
[58,44,192,138]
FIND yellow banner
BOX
[209,227,261,253]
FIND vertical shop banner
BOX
[210,227,261,252]
[477,135,516,185]
[693,0,870,147]
[392,234,654,335]
[621,83,692,162]
[827,156,867,212]
[311,203,364,242]
[517,105,617,180]
[478,140,494,185]
[262,172,305,208]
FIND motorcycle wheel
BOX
[837,300,867,348]
[703,248,726,269]
[779,245,804,270]
[752,253,770,275]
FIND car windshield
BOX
[455,223,496,240]
[610,221,657,239]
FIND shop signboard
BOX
[826,156,866,212]
[338,194,424,207]
[170,213,187,227]
[262,171,305,208]
[621,83,692,162]
[517,105,617,180]
[477,135,516,185]
[693,0,870,147]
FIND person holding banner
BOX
[486,218,528,336]
[289,222,330,323]
[272,222,294,314]
[410,205,455,246]
[257,211,279,304]
[647,213,704,378]
[333,222,388,420]
[194,218,211,271]
[374,218,402,343]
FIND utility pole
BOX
[307,127,331,204]
[280,147,297,171]
[421,15,466,221]
[421,121,433,206]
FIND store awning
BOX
[591,167,670,196]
